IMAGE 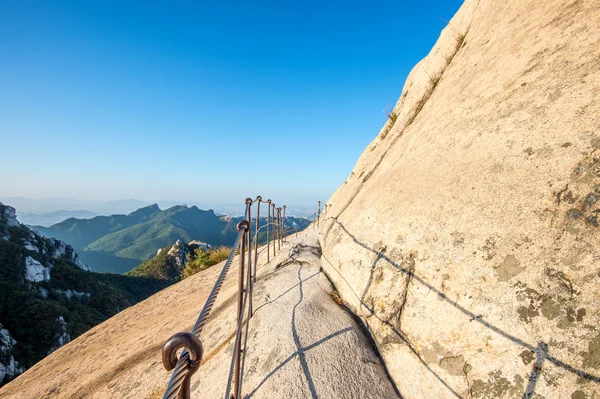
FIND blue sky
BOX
[0,0,463,209]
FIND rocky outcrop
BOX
[319,0,600,398]
[126,239,214,280]
[0,203,91,276]
[47,238,90,271]
[167,239,189,273]
[0,325,24,384]
[25,256,50,282]
[1,204,18,228]
[188,240,211,252]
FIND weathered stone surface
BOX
[319,0,600,398]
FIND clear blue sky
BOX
[0,0,463,208]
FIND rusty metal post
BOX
[282,205,286,243]
[271,203,276,255]
[318,201,321,228]
[245,198,253,319]
[266,199,271,262]
[254,196,261,281]
[277,208,281,251]
[233,220,248,399]
[246,198,254,322]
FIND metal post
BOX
[233,220,248,399]
[245,198,253,319]
[282,205,286,243]
[277,208,281,251]
[318,201,321,228]
[272,203,276,255]
[266,199,271,262]
[254,197,261,281]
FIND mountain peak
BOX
[127,204,161,218]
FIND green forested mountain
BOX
[33,205,310,274]
[32,205,235,273]
[0,202,170,386]
[33,204,162,251]
[85,205,235,259]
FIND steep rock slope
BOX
[319,0,600,398]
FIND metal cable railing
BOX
[160,196,314,399]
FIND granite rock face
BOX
[319,0,600,398]
[1,205,18,228]
[25,256,50,283]
[47,237,91,271]
[0,325,24,384]
[167,239,189,273]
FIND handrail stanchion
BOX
[271,203,276,255]
[254,197,261,281]
[266,199,271,263]
[233,219,248,399]
[282,205,286,243]
[245,198,253,319]
[277,208,281,251]
[318,201,321,228]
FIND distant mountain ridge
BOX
[16,210,99,227]
[0,197,150,215]
[32,204,309,274]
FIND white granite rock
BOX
[25,256,50,282]
[47,238,91,271]
[167,239,189,273]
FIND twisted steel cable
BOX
[223,256,251,399]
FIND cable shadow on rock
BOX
[522,342,548,399]
[254,272,319,314]
[245,262,353,399]
[321,218,600,399]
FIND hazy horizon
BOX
[0,195,318,220]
